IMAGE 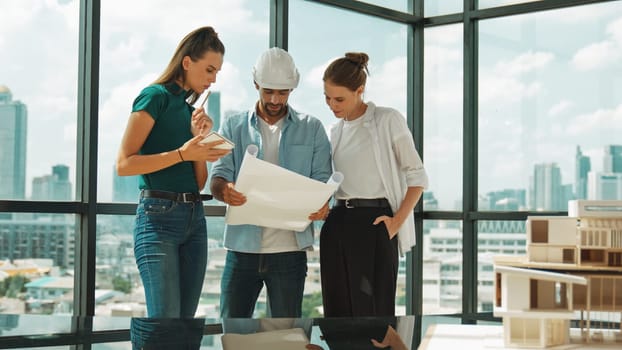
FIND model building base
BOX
[493,200,622,348]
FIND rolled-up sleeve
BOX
[391,116,429,190]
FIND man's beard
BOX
[263,102,286,117]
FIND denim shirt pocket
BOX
[282,144,313,176]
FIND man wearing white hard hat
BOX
[210,47,332,318]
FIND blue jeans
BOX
[133,196,207,318]
[130,318,205,350]
[220,250,307,318]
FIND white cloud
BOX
[422,135,462,208]
[303,58,338,89]
[572,40,621,71]
[100,0,267,42]
[0,1,42,48]
[494,51,554,76]
[2,0,269,200]
[477,3,614,30]
[424,45,461,70]
[100,75,155,129]
[479,51,552,103]
[566,103,622,136]
[609,16,622,44]
[300,56,409,113]
[63,122,77,144]
[548,100,573,117]
[101,35,148,75]
[572,16,622,71]
[425,135,461,164]
[98,75,155,176]
[214,61,251,112]
[423,39,463,112]
[531,4,615,23]
[367,56,408,113]
[426,26,461,46]
[480,74,543,103]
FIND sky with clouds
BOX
[1,0,620,207]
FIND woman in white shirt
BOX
[320,52,428,317]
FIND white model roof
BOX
[495,265,587,285]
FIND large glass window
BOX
[98,0,269,203]
[4,0,622,348]
[289,1,408,125]
[424,25,463,211]
[0,213,76,327]
[425,1,462,16]
[0,1,79,201]
[422,220,463,314]
[476,220,526,312]
[479,0,543,9]
[356,0,409,13]
[289,0,408,314]
[95,0,269,316]
[479,2,622,212]
[95,215,230,317]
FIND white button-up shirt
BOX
[330,102,428,255]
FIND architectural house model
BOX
[494,200,622,348]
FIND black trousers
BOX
[320,205,399,317]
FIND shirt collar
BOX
[164,82,190,98]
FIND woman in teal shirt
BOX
[116,26,230,318]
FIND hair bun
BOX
[344,52,369,68]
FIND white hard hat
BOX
[252,47,300,89]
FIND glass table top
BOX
[0,314,416,349]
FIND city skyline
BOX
[2,82,622,208]
[1,1,621,207]
[0,87,26,200]
[2,3,622,347]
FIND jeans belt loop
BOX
[181,193,193,202]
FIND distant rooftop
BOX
[25,276,73,289]
[0,85,12,103]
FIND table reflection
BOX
[130,318,206,350]
[0,314,415,349]
[219,316,413,350]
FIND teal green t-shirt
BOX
[132,83,199,193]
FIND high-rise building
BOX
[575,146,591,200]
[530,162,564,211]
[0,216,74,269]
[588,172,622,200]
[112,166,140,202]
[603,145,622,173]
[205,91,223,187]
[422,191,438,210]
[207,91,221,133]
[0,85,27,200]
[482,189,526,211]
[31,165,71,200]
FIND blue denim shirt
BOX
[211,105,332,253]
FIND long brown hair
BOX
[323,52,369,91]
[154,26,225,104]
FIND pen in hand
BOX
[200,90,211,108]
[198,91,212,135]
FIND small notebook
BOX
[221,327,309,350]
[199,131,235,150]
